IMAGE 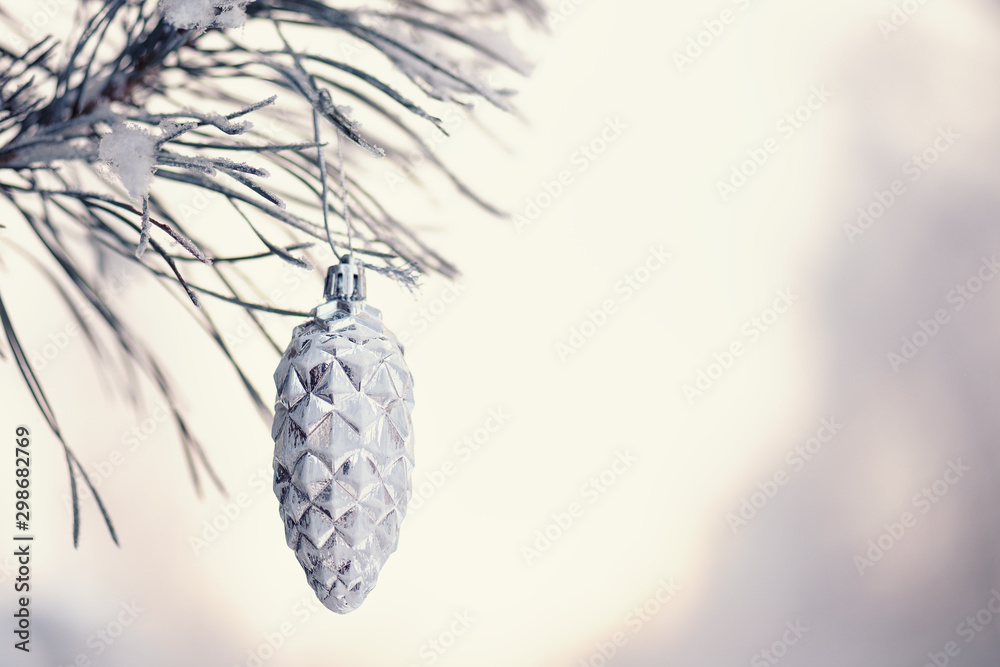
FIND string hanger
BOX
[312,92,365,304]
[311,92,355,263]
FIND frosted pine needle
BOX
[137,196,152,259]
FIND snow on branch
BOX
[98,123,158,201]
[160,0,256,30]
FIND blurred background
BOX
[3,0,1000,665]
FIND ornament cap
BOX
[324,255,366,302]
[314,255,380,322]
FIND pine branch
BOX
[0,0,538,545]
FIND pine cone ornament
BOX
[271,257,414,613]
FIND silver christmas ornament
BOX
[271,256,414,613]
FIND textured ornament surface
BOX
[271,305,414,613]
